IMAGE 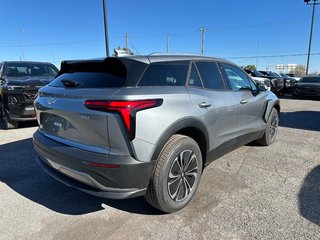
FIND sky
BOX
[1,0,320,73]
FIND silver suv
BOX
[33,54,280,213]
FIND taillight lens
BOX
[84,99,163,140]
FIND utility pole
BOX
[102,0,110,57]
[200,27,208,54]
[19,28,25,61]
[256,43,260,70]
[166,34,170,52]
[304,0,319,75]
[125,33,128,53]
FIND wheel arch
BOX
[263,99,280,122]
[150,118,209,167]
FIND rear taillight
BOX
[84,99,163,140]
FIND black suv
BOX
[258,71,285,95]
[0,61,59,129]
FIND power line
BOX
[1,14,317,49]
[0,39,103,48]
[209,15,319,31]
[228,52,320,59]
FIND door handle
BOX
[198,102,212,108]
[240,99,248,104]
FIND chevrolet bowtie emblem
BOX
[47,98,56,105]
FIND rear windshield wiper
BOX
[61,79,82,87]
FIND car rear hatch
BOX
[35,58,145,154]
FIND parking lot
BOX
[0,97,319,240]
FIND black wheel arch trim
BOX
[150,118,209,162]
[263,99,280,123]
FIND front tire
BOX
[0,102,18,129]
[256,108,279,146]
[145,134,203,213]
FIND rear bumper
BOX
[293,88,320,97]
[33,131,155,199]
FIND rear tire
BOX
[256,108,279,146]
[145,134,203,213]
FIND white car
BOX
[244,69,271,91]
[286,73,301,82]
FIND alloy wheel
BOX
[167,150,199,202]
[269,112,279,142]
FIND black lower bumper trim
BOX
[36,156,147,199]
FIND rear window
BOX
[49,72,125,88]
[138,61,189,86]
[300,77,320,83]
[49,58,127,88]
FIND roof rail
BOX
[149,52,205,56]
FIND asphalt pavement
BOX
[0,98,319,240]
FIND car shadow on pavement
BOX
[280,111,320,132]
[0,120,38,130]
[0,138,162,216]
[299,165,320,226]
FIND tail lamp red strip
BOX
[84,99,163,140]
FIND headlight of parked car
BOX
[6,85,23,91]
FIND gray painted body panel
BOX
[186,87,239,149]
[35,86,123,154]
[33,54,280,198]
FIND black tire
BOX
[0,102,18,129]
[256,108,279,146]
[145,134,203,213]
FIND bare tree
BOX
[289,65,306,76]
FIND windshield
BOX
[300,77,320,83]
[288,73,299,77]
[253,70,265,77]
[280,73,289,78]
[6,62,58,79]
[268,72,279,77]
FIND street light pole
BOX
[305,0,318,75]
[125,33,128,53]
[166,34,170,53]
[200,27,208,54]
[19,28,25,61]
[102,0,110,57]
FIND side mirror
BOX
[257,83,268,91]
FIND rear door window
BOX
[138,61,189,86]
[188,63,203,88]
[195,62,225,90]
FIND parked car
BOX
[278,73,296,95]
[33,55,280,213]
[286,73,301,82]
[0,61,59,129]
[258,71,285,95]
[292,76,320,98]
[244,69,271,91]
